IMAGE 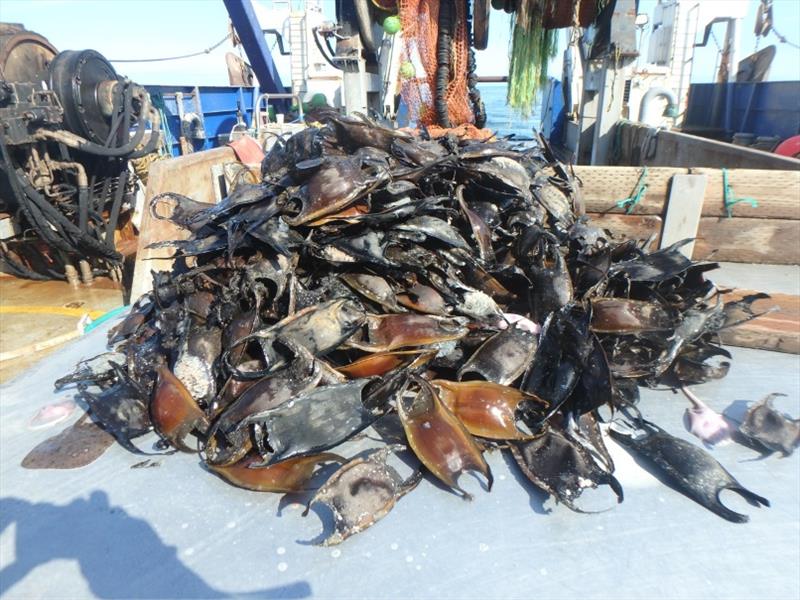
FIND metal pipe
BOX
[45,160,88,188]
[675,3,701,126]
[262,29,290,56]
[64,263,80,287]
[45,159,90,233]
[723,18,740,135]
[79,259,94,285]
[638,87,679,125]
[253,92,303,129]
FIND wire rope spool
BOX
[0,23,57,81]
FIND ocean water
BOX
[395,82,542,137]
[477,83,541,139]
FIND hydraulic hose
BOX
[103,82,127,148]
[105,170,128,248]
[0,249,54,280]
[35,91,151,157]
[312,27,343,71]
[77,186,89,233]
[15,172,121,262]
[0,139,73,254]
[126,109,162,159]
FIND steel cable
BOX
[109,32,233,63]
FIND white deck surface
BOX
[1,317,798,600]
[712,262,800,295]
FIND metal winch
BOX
[0,23,160,283]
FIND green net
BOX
[507,0,559,116]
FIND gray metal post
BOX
[590,58,628,165]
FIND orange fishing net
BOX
[397,0,475,127]
[400,123,495,141]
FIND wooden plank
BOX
[0,329,81,362]
[130,147,235,300]
[576,166,800,220]
[693,217,800,264]
[693,168,800,219]
[721,324,799,354]
[587,213,663,248]
[659,173,707,256]
[718,290,799,354]
[575,165,677,215]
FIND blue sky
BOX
[1,0,798,86]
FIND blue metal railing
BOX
[146,85,258,156]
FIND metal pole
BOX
[722,18,738,135]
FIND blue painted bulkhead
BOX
[146,85,259,157]
[683,81,800,139]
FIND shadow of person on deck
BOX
[0,492,311,599]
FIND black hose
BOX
[312,27,343,71]
[0,140,73,254]
[74,107,146,157]
[16,172,121,261]
[435,0,454,128]
[119,84,132,147]
[19,188,75,253]
[0,251,53,280]
[105,170,128,248]
[78,186,89,233]
[95,176,109,226]
[103,83,128,148]
[126,126,161,159]
[65,91,149,157]
[324,35,338,64]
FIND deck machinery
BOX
[0,23,158,283]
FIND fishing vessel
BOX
[0,2,798,598]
